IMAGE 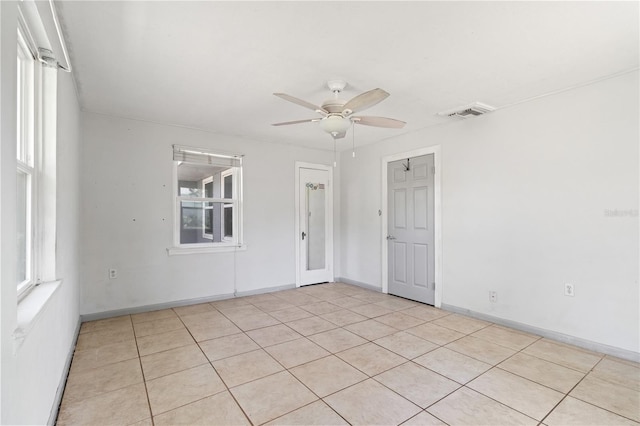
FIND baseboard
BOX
[335,277,383,293]
[80,284,296,322]
[441,303,640,363]
[47,317,81,426]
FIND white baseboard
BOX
[80,284,296,322]
[336,277,383,293]
[441,303,640,363]
[48,318,81,426]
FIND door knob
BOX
[302,231,306,240]
[386,235,396,240]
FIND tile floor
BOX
[57,283,640,425]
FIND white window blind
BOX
[173,145,242,168]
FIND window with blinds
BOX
[172,145,243,250]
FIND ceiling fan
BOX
[272,80,406,139]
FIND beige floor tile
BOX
[406,322,465,346]
[265,337,330,368]
[402,305,450,322]
[57,383,150,426]
[373,297,420,311]
[427,387,537,425]
[269,306,314,322]
[136,328,195,356]
[131,309,177,324]
[220,304,264,318]
[523,339,603,372]
[345,319,398,340]
[179,310,226,329]
[499,352,585,393]
[80,315,132,334]
[432,313,491,334]
[172,303,216,318]
[414,347,492,384]
[133,316,185,338]
[153,391,250,426]
[308,328,368,353]
[337,342,407,376]
[63,358,144,404]
[251,298,296,312]
[570,374,640,421]
[330,296,370,309]
[70,340,138,373]
[471,324,540,350]
[351,292,391,303]
[140,344,208,380]
[401,411,447,425]
[375,331,439,359]
[544,396,639,426]
[231,371,318,425]
[198,332,260,362]
[273,291,321,306]
[605,355,640,369]
[76,327,136,351]
[186,319,242,342]
[230,312,281,331]
[291,355,367,397]
[375,312,426,330]
[286,316,337,336]
[212,349,284,387]
[146,364,225,415]
[324,379,421,425]
[300,301,343,315]
[375,362,460,408]
[446,335,517,364]
[468,368,564,420]
[591,357,640,391]
[246,323,302,347]
[321,309,368,326]
[349,303,394,318]
[210,297,251,311]
[128,418,153,426]
[266,400,348,425]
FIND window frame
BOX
[170,146,244,255]
[16,24,38,300]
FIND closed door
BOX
[298,166,333,286]
[387,154,435,304]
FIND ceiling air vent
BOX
[438,102,495,119]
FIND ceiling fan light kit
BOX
[272,80,406,140]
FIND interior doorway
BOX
[295,162,334,286]
[381,147,442,307]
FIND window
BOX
[16,27,36,298]
[172,145,243,252]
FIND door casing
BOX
[295,162,334,287]
[381,146,442,307]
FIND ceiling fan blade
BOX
[273,93,327,114]
[352,116,406,128]
[272,118,320,126]
[342,88,390,115]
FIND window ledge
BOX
[13,279,62,353]
[167,245,247,256]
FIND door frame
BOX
[381,146,442,307]
[295,162,334,287]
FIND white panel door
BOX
[388,154,435,304]
[298,166,333,286]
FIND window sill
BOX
[13,279,62,353]
[167,245,247,256]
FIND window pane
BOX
[224,174,233,199]
[223,205,233,238]
[180,201,230,244]
[17,170,30,285]
[204,181,213,198]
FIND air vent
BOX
[438,102,495,119]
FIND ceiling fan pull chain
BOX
[333,138,337,168]
[352,121,356,158]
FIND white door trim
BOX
[295,162,334,287]
[381,146,442,307]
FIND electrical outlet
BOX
[489,291,497,303]
[564,283,574,297]
[109,269,117,279]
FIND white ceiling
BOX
[56,1,639,151]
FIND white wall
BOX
[80,113,339,315]
[340,71,639,355]
[0,1,83,422]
